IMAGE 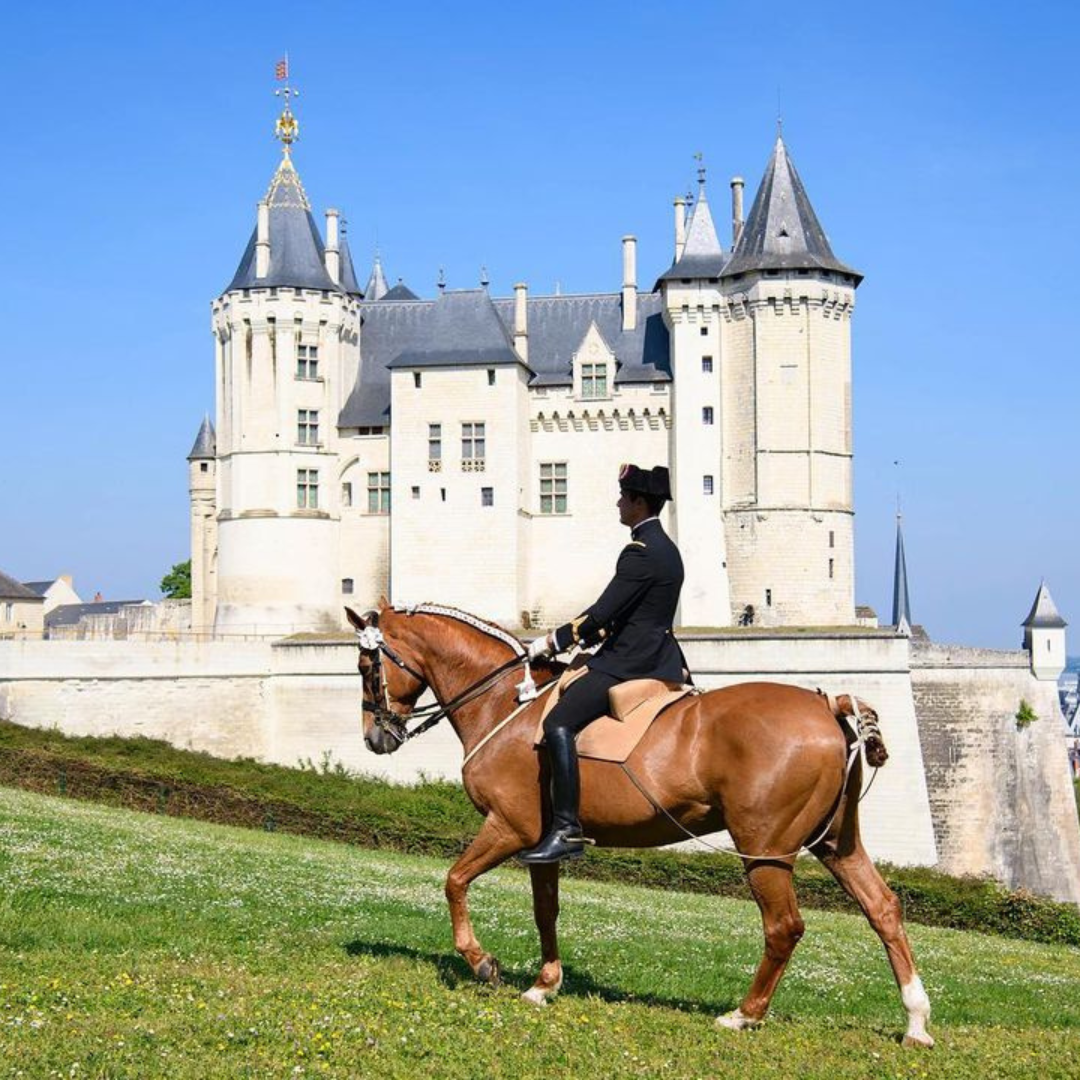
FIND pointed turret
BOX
[364,255,389,301]
[338,225,363,296]
[187,415,216,461]
[722,135,861,282]
[1023,582,1067,680]
[892,514,912,631]
[659,168,726,281]
[225,154,339,293]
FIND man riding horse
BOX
[520,462,685,864]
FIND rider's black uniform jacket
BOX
[550,517,685,683]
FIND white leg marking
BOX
[900,975,934,1048]
[522,971,563,1007]
[715,1008,761,1031]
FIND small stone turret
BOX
[1022,581,1067,680]
[187,415,217,633]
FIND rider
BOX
[519,462,685,864]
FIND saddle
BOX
[533,666,695,763]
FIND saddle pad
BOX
[534,673,694,764]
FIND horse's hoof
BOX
[476,956,500,986]
[715,1008,761,1032]
[902,1031,935,1049]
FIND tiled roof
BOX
[1022,582,1067,629]
[339,289,670,429]
[0,571,42,601]
[45,601,148,628]
[187,415,216,460]
[224,156,341,294]
[721,136,861,282]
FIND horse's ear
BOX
[344,606,366,631]
[377,595,390,612]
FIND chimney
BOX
[621,236,637,332]
[255,200,270,278]
[513,282,528,362]
[730,176,745,248]
[674,197,687,261]
[324,208,340,284]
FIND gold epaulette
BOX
[626,540,647,549]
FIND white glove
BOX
[527,634,553,661]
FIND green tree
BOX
[160,559,192,600]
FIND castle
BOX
[189,96,860,636]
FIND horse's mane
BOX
[392,602,527,657]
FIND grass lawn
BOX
[1,786,1079,1079]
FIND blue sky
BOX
[2,1,1077,648]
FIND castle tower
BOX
[207,91,360,634]
[187,415,218,633]
[1022,581,1067,681]
[659,166,732,626]
[719,134,861,626]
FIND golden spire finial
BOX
[272,54,299,157]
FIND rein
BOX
[356,607,535,748]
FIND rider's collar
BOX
[631,516,660,540]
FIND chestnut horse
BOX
[346,602,933,1047]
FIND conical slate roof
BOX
[187,415,216,461]
[382,281,420,301]
[364,255,389,301]
[1022,581,1067,629]
[722,136,861,282]
[225,155,340,294]
[658,178,726,282]
[892,516,912,629]
[338,228,363,296]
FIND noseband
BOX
[355,608,537,747]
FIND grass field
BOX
[1,787,1079,1079]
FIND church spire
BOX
[892,512,912,632]
[723,134,862,282]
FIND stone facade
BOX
[191,124,861,636]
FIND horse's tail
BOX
[820,691,889,768]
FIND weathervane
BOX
[273,54,299,155]
[693,150,706,186]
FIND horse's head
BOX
[345,603,429,754]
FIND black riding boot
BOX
[519,726,586,863]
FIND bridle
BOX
[355,607,538,748]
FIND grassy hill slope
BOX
[1,787,1079,1079]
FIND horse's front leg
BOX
[523,862,562,1006]
[445,813,522,985]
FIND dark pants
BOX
[542,668,621,740]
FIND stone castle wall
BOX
[910,641,1080,903]
[1,633,1078,902]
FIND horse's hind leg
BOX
[445,814,521,986]
[717,861,805,1031]
[523,863,563,1006]
[814,837,933,1048]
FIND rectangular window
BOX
[411,486,420,499]
[367,471,390,514]
[539,462,568,514]
[296,343,318,379]
[342,578,354,595]
[341,482,352,507]
[829,558,834,580]
[581,363,608,399]
[297,409,319,445]
[3,602,12,621]
[487,369,496,386]
[765,588,773,607]
[428,423,442,471]
[703,475,714,495]
[702,356,713,373]
[413,372,422,388]
[829,530,835,548]
[700,326,708,336]
[461,422,486,470]
[702,406,714,425]
[481,487,494,507]
[296,469,319,509]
